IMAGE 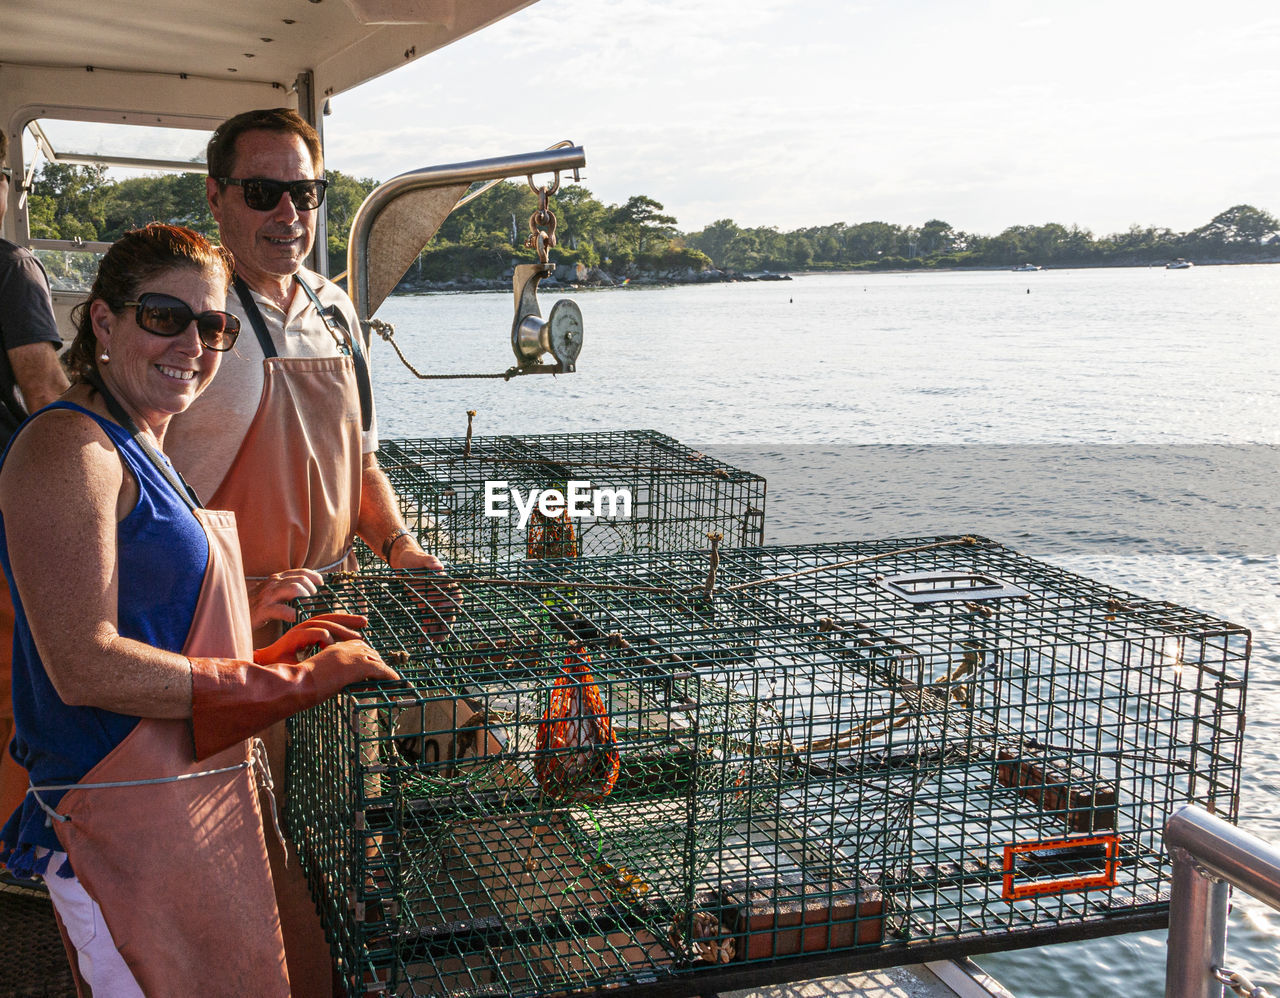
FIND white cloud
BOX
[324,0,1280,236]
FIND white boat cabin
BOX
[0,0,538,333]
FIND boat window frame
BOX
[6,101,328,305]
[7,106,226,250]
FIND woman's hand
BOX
[248,568,324,629]
[302,640,400,687]
[253,612,369,664]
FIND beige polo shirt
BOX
[165,266,379,502]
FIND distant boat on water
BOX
[1012,263,1042,272]
[1166,258,1194,269]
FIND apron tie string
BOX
[249,737,288,856]
[27,742,274,832]
[246,546,353,581]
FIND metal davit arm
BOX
[345,144,587,322]
[1165,804,1280,998]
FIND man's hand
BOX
[395,551,461,644]
[396,550,445,573]
[248,568,324,629]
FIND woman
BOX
[0,224,397,997]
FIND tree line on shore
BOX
[25,163,1280,288]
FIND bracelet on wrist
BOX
[381,526,413,562]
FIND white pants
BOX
[37,848,144,998]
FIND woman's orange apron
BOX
[0,570,29,829]
[206,278,366,998]
[45,508,289,998]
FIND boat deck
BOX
[5,871,1017,998]
[6,870,1017,998]
[718,960,1016,998]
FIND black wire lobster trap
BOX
[286,535,1249,997]
[362,429,766,567]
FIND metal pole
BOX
[1166,844,1228,998]
[1166,803,1280,909]
[346,145,585,321]
[294,70,328,277]
[1164,803,1280,998]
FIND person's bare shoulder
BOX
[0,405,123,509]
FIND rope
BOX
[336,571,679,597]
[1217,967,1276,998]
[368,319,523,380]
[342,536,984,601]
[703,533,723,598]
[464,410,477,457]
[385,331,521,380]
[722,536,981,593]
[385,452,738,480]
[27,737,271,824]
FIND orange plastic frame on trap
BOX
[1002,833,1121,900]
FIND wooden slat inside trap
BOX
[709,815,885,962]
[406,809,676,987]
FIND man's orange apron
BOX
[212,276,365,586]
[205,276,366,998]
[42,508,289,998]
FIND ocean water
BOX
[368,265,1280,996]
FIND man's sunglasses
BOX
[120,293,241,351]
[0,167,12,181]
[217,176,327,212]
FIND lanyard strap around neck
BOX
[295,279,373,434]
[232,274,373,433]
[86,371,202,513]
[232,275,277,359]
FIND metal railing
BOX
[1165,803,1280,998]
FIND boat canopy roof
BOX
[0,0,536,175]
[0,0,537,250]
[2,0,536,112]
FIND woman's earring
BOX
[99,350,110,364]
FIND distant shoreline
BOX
[390,258,1280,296]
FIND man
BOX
[167,107,443,586]
[165,108,445,997]
[0,131,71,825]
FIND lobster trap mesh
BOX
[286,535,1248,996]
[363,429,766,567]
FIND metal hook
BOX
[527,171,561,197]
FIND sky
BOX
[323,0,1280,239]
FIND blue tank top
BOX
[0,402,209,876]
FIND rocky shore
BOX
[394,262,792,294]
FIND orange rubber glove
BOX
[190,641,399,760]
[252,612,370,664]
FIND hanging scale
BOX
[368,166,584,381]
[510,173,583,374]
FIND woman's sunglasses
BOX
[120,293,241,351]
[217,176,328,212]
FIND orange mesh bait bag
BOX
[526,506,578,560]
[534,653,619,803]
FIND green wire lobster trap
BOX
[361,429,766,567]
[286,535,1248,997]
